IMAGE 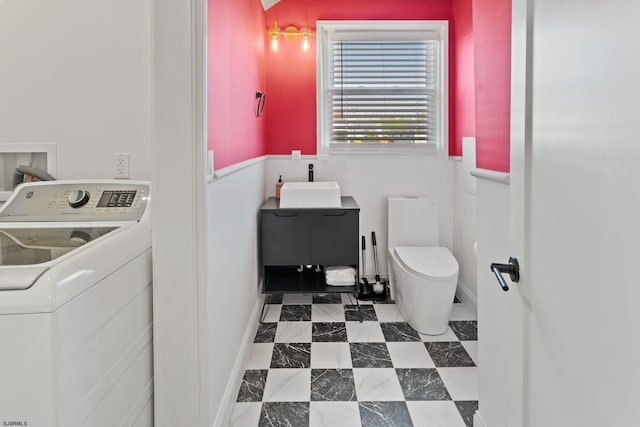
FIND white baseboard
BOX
[456,279,477,313]
[473,410,488,427]
[213,296,262,427]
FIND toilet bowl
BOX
[387,197,459,335]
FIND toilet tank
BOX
[388,197,439,248]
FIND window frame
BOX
[316,20,449,157]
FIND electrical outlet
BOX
[292,150,301,164]
[113,153,130,179]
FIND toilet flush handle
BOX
[490,257,520,292]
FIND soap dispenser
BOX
[275,175,283,199]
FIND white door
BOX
[476,1,640,426]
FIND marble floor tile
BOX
[271,343,311,368]
[350,342,393,368]
[419,327,460,342]
[345,321,385,342]
[449,321,478,341]
[262,368,311,402]
[437,367,479,401]
[265,294,283,304]
[275,321,312,343]
[229,402,261,427]
[310,342,353,369]
[262,304,282,323]
[373,304,405,322]
[310,401,361,427]
[312,293,343,304]
[344,293,373,305]
[312,304,346,322]
[359,401,413,427]
[312,322,348,342]
[239,296,481,427]
[311,369,357,401]
[380,322,421,342]
[236,369,268,402]
[372,293,395,304]
[461,341,478,365]
[344,304,377,321]
[455,401,479,427]
[353,368,405,401]
[396,368,451,401]
[260,402,309,427]
[280,304,312,321]
[449,303,477,321]
[406,401,467,427]
[282,294,313,305]
[245,343,275,370]
[425,342,476,367]
[254,322,278,343]
[387,342,435,368]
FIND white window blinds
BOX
[328,39,438,146]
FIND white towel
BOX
[325,268,355,279]
[325,266,356,274]
[325,266,356,286]
[325,271,355,279]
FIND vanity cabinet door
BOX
[262,212,309,265]
[309,211,359,265]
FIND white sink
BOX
[279,181,341,208]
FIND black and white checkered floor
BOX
[230,293,478,427]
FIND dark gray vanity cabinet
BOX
[261,211,309,266]
[260,196,359,294]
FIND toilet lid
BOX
[394,246,459,281]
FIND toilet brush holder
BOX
[357,278,388,302]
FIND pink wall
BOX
[207,0,511,170]
[208,0,267,169]
[452,0,476,157]
[264,0,458,156]
[473,0,511,172]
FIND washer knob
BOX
[68,190,90,208]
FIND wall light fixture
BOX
[268,21,314,53]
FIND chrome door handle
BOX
[490,257,520,292]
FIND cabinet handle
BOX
[321,212,348,217]
[273,212,299,217]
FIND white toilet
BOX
[387,197,459,335]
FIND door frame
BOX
[151,0,210,425]
[473,0,531,425]
[505,0,532,424]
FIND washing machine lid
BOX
[0,226,117,290]
[394,246,458,281]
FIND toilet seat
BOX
[394,246,458,282]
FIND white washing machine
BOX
[0,180,153,427]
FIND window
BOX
[317,21,448,156]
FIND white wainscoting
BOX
[264,155,455,279]
[206,157,266,427]
[452,137,478,315]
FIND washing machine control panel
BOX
[0,181,150,222]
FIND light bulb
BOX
[271,35,279,52]
[301,34,310,53]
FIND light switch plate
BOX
[292,150,301,164]
[207,150,214,181]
